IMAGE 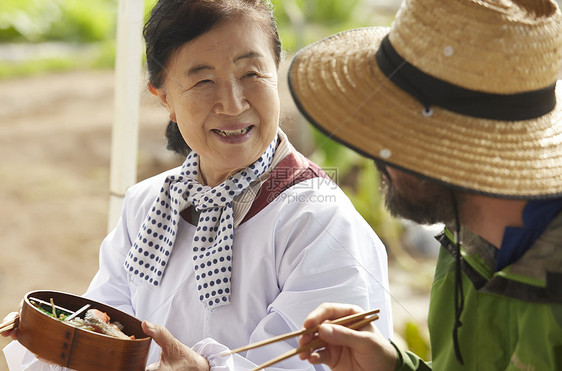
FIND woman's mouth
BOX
[211,125,254,144]
[213,126,252,137]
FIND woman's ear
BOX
[149,83,177,123]
[148,83,158,96]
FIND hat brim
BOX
[288,27,562,199]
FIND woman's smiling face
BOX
[154,17,280,186]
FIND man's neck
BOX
[460,194,527,248]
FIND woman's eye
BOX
[194,79,212,87]
[244,72,259,78]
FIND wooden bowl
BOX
[17,290,151,371]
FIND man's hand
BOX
[142,321,210,371]
[298,303,397,371]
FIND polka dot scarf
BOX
[124,133,278,309]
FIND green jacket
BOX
[395,213,562,370]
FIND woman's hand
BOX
[142,321,210,371]
[1,312,19,340]
[2,300,23,341]
[298,303,397,371]
[2,307,57,366]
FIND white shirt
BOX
[5,155,392,370]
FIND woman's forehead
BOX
[170,20,275,72]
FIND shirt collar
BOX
[496,198,562,271]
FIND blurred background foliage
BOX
[0,0,382,77]
[0,0,364,43]
[0,0,118,77]
[0,0,115,42]
[0,0,429,356]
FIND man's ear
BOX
[148,82,177,122]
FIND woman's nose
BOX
[214,80,249,116]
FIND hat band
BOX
[376,35,557,121]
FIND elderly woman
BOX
[3,0,392,369]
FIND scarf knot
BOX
[124,133,277,310]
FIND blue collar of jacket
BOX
[437,211,562,303]
[497,198,562,271]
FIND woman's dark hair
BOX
[144,0,282,156]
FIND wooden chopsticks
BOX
[64,304,90,322]
[0,316,19,335]
[29,297,74,315]
[223,308,380,370]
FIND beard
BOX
[375,161,457,226]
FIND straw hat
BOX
[288,0,562,199]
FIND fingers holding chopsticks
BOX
[223,305,381,370]
[0,312,20,340]
[298,303,397,371]
[1,300,24,340]
[298,302,366,358]
[301,302,366,333]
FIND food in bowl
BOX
[29,297,134,340]
[16,290,151,371]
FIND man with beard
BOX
[375,162,458,226]
[287,0,562,369]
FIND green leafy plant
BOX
[45,1,116,42]
[272,0,359,25]
[0,0,116,42]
